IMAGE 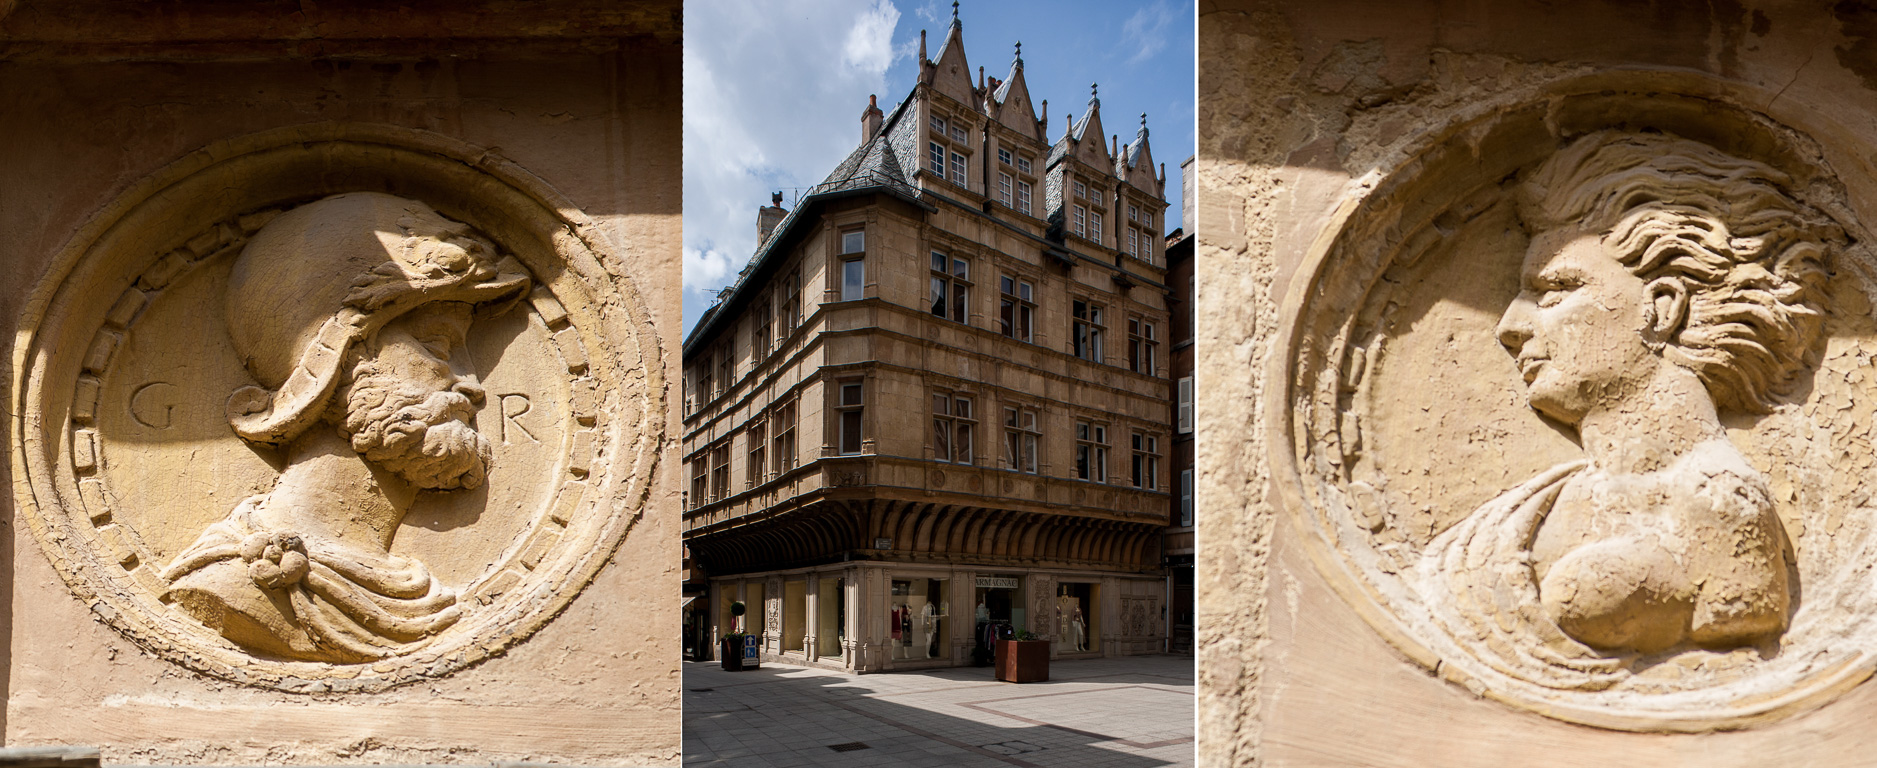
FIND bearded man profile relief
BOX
[160,192,530,663]
[1416,132,1837,686]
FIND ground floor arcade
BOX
[704,562,1165,672]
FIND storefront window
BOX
[971,574,1025,659]
[817,577,844,658]
[1056,582,1099,653]
[888,578,949,661]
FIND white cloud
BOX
[1120,1,1176,64]
[844,0,902,73]
[683,0,906,332]
[911,0,945,25]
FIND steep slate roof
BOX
[689,4,1166,354]
[684,95,923,352]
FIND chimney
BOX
[757,191,787,247]
[861,94,884,143]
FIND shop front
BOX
[710,564,1163,673]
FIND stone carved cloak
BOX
[162,497,461,661]
[1414,460,1631,691]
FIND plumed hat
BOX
[224,192,530,446]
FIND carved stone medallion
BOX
[10,123,663,692]
[1275,82,1877,730]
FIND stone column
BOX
[804,573,820,663]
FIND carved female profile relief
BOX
[1276,86,1877,731]
[11,124,663,692]
[1418,133,1833,682]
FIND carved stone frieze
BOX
[10,124,663,692]
[1276,86,1877,730]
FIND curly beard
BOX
[338,366,492,491]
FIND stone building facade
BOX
[1165,156,1196,656]
[683,9,1174,673]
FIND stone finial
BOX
[952,0,960,24]
[919,29,927,61]
[1014,41,1022,64]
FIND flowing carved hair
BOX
[1518,131,1841,414]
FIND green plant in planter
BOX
[1015,629,1036,641]
[727,600,747,637]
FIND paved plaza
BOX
[683,654,1194,767]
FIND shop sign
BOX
[975,576,1019,590]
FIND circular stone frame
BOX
[9,122,665,693]
[1270,71,1877,731]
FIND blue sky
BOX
[683,0,1197,335]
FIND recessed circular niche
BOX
[10,123,664,693]
[1274,75,1877,731]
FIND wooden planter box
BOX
[720,636,746,671]
[995,639,1050,683]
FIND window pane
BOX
[952,284,967,322]
[956,424,972,463]
[842,410,863,453]
[955,397,971,419]
[1076,445,1089,479]
[841,383,863,406]
[953,259,968,279]
[931,276,947,316]
[1000,299,1014,336]
[1018,305,1031,340]
[1181,469,1194,527]
[932,251,946,272]
[843,231,865,253]
[842,258,864,300]
[934,419,949,460]
[933,394,949,415]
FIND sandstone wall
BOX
[1200,2,1877,765]
[0,3,681,765]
